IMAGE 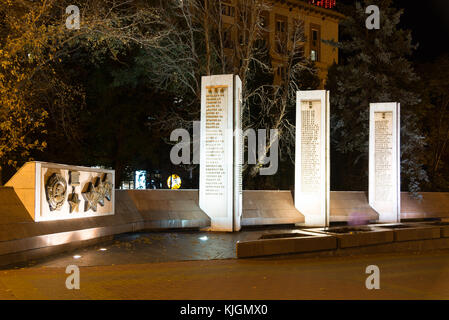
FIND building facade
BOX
[221,0,344,88]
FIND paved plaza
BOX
[1,229,449,299]
[8,227,302,268]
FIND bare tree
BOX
[139,0,319,178]
[249,18,316,176]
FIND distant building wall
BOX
[221,0,344,88]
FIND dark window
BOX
[309,24,321,62]
[222,4,235,17]
[276,20,286,33]
[275,15,288,54]
[223,27,233,49]
[276,66,287,81]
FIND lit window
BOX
[311,49,317,61]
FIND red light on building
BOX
[309,0,336,9]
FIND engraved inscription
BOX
[205,86,227,197]
[301,100,321,192]
[374,112,393,201]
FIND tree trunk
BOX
[114,161,123,189]
[204,0,211,75]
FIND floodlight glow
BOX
[99,248,107,251]
[199,236,208,241]
[73,255,81,259]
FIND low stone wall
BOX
[121,189,304,227]
[124,189,211,229]
[237,223,449,258]
[0,190,210,266]
[0,188,448,266]
[0,190,140,251]
[401,192,449,219]
[330,191,449,222]
[242,190,304,226]
[329,191,379,223]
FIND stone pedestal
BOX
[369,103,401,223]
[295,90,330,227]
[199,74,242,232]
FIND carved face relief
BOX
[46,173,68,211]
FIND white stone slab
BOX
[233,75,243,231]
[369,103,401,223]
[199,74,242,232]
[295,90,330,227]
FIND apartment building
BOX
[220,0,344,88]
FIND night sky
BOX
[337,0,449,61]
[396,0,449,60]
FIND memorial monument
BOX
[199,74,243,232]
[5,161,115,221]
[369,103,401,223]
[295,90,330,227]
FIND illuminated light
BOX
[167,174,182,190]
[135,170,147,189]
[99,248,107,251]
[309,0,336,9]
[199,236,208,241]
[73,255,81,259]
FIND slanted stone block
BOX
[308,226,394,248]
[372,223,441,242]
[236,230,337,258]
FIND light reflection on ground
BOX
[20,226,303,268]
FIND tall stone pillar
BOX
[199,75,242,232]
[369,103,401,223]
[295,90,330,227]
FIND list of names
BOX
[374,112,393,201]
[205,86,227,196]
[301,100,321,192]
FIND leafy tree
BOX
[325,0,427,194]
[0,0,166,184]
